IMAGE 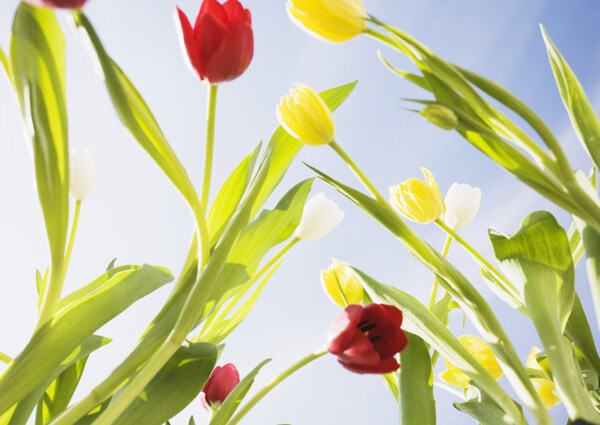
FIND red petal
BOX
[338,332,380,366]
[360,304,388,326]
[174,6,205,79]
[382,304,403,327]
[203,364,240,405]
[24,0,87,7]
[223,0,251,26]
[327,305,364,355]
[203,23,253,83]
[338,356,400,374]
[197,0,228,30]
[195,12,230,65]
[372,325,408,359]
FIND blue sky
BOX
[1,1,600,424]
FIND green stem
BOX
[34,258,65,332]
[227,348,328,425]
[64,200,82,273]
[330,141,388,204]
[200,84,218,215]
[0,352,11,364]
[428,236,452,311]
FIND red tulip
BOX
[327,304,408,374]
[175,0,253,84]
[201,363,240,409]
[23,0,87,8]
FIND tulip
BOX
[201,363,240,410]
[440,335,503,387]
[527,347,560,410]
[69,150,95,201]
[389,168,445,224]
[327,303,408,374]
[287,0,367,43]
[419,105,459,130]
[23,0,87,8]
[321,259,364,308]
[294,192,344,241]
[443,183,481,231]
[175,0,253,84]
[277,84,335,146]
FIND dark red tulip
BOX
[23,0,87,8]
[201,363,240,409]
[327,304,408,374]
[175,0,253,84]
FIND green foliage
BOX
[455,383,521,425]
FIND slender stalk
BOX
[228,348,329,425]
[428,236,452,311]
[0,352,11,364]
[64,200,82,272]
[329,141,387,204]
[201,84,219,215]
[34,258,65,331]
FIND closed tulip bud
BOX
[175,0,253,84]
[440,335,503,387]
[201,364,240,410]
[419,105,459,130]
[527,347,561,410]
[389,168,445,224]
[321,259,364,308]
[443,183,481,231]
[23,0,87,8]
[287,0,367,43]
[294,193,344,241]
[69,150,95,201]
[277,84,335,146]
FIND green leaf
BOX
[209,359,271,425]
[0,44,14,87]
[0,265,173,415]
[541,25,600,170]
[10,3,69,265]
[188,417,196,425]
[112,343,217,425]
[398,333,435,425]
[455,382,519,425]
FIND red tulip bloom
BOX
[175,0,253,84]
[201,363,240,410]
[327,304,408,374]
[23,0,87,8]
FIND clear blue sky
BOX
[1,1,599,424]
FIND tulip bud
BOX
[527,347,561,409]
[389,168,445,224]
[294,193,344,241]
[287,0,367,43]
[443,183,481,231]
[23,0,87,8]
[440,335,503,387]
[277,84,335,146]
[69,150,95,201]
[321,259,364,308]
[419,105,459,130]
[175,0,253,84]
[201,364,240,410]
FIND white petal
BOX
[444,183,481,231]
[295,192,344,241]
[69,150,95,201]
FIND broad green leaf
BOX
[0,335,110,425]
[455,383,520,425]
[354,268,525,424]
[398,333,435,425]
[209,359,271,425]
[565,296,600,375]
[541,25,600,170]
[11,3,69,269]
[112,343,217,425]
[0,265,172,415]
[71,11,198,208]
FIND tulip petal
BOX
[338,332,381,366]
[338,356,400,374]
[382,304,403,327]
[203,23,253,83]
[174,6,204,79]
[24,0,86,7]
[223,0,251,26]
[197,0,228,29]
[327,304,363,354]
[196,12,230,65]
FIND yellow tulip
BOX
[321,258,364,308]
[389,168,445,224]
[287,0,367,43]
[527,348,561,410]
[440,335,504,388]
[277,84,335,146]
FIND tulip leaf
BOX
[541,25,600,170]
[209,359,271,425]
[398,332,435,425]
[0,265,173,415]
[454,382,519,425]
[112,343,217,425]
[353,267,524,424]
[0,44,14,88]
[0,335,111,425]
[10,3,69,269]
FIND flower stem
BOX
[227,347,329,425]
[200,84,219,215]
[0,352,11,364]
[64,200,82,273]
[330,141,388,204]
[428,235,452,311]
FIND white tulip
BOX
[294,192,344,241]
[69,150,95,201]
[443,183,481,231]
